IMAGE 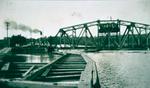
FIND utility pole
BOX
[5,22,10,47]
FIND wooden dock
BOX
[0,48,11,60]
[0,62,47,78]
[0,53,100,88]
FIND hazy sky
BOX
[0,0,150,39]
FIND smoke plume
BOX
[32,29,42,35]
[4,20,42,35]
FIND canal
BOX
[87,50,150,88]
[1,50,150,88]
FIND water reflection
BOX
[1,53,59,63]
[2,55,26,62]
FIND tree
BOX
[10,35,27,47]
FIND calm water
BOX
[1,54,60,63]
[87,51,150,88]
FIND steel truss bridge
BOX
[54,19,150,50]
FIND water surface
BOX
[87,51,150,88]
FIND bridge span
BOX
[54,19,150,50]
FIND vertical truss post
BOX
[71,27,77,48]
[72,27,74,49]
[139,28,142,47]
[71,30,73,48]
[60,29,66,48]
[127,26,130,48]
[108,32,111,49]
[117,19,121,49]
[84,25,88,50]
[146,27,149,49]
[131,26,134,48]
[59,30,62,48]
[97,20,101,49]
[116,32,119,48]
[136,27,141,47]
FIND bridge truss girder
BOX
[55,19,150,50]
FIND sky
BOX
[0,0,150,39]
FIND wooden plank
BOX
[24,54,67,80]
[56,62,86,64]
[23,65,35,77]
[41,67,51,77]
[0,80,77,88]
[50,71,81,75]
[13,62,47,64]
[15,69,29,72]
[53,65,85,69]
[1,62,10,71]
[46,74,80,79]
[51,69,84,72]
[53,64,86,66]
